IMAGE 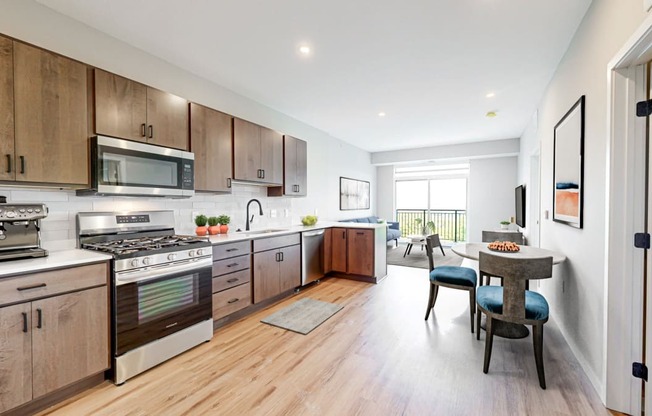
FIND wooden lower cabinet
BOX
[347,229,374,276]
[0,263,109,414]
[279,245,301,293]
[253,243,301,304]
[211,241,252,321]
[331,228,348,273]
[212,283,251,321]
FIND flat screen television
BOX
[515,184,526,227]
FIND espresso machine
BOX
[0,197,48,260]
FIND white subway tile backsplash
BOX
[41,220,72,231]
[10,190,69,202]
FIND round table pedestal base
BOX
[480,317,530,339]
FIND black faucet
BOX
[246,199,264,231]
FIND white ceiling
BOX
[37,0,592,153]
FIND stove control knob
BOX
[142,257,151,266]
[188,250,195,257]
[5,211,15,218]
[34,208,41,213]
[196,248,204,256]
[27,208,33,213]
[130,259,140,267]
[18,208,25,213]
[167,253,177,261]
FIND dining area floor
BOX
[41,265,610,415]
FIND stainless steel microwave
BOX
[77,136,194,198]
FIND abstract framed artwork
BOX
[553,95,585,228]
[340,177,370,210]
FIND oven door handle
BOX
[115,258,212,286]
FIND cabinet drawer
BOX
[212,283,251,320]
[212,269,251,293]
[0,263,108,307]
[212,254,250,276]
[253,233,300,252]
[212,241,251,261]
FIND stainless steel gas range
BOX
[77,211,213,385]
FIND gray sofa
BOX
[340,216,401,246]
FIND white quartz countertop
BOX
[208,221,385,245]
[0,249,112,278]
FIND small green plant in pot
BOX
[195,215,208,236]
[217,215,231,234]
[500,220,510,230]
[207,216,220,235]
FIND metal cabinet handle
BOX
[227,178,232,188]
[19,156,25,174]
[226,278,239,283]
[279,251,284,262]
[357,232,364,235]
[226,263,239,268]
[342,231,346,239]
[5,154,10,173]
[22,312,28,333]
[36,308,42,329]
[141,123,146,137]
[17,282,46,291]
[275,252,280,262]
[148,125,153,139]
[225,248,239,252]
[261,169,265,179]
[227,298,240,304]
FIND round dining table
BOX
[451,242,566,339]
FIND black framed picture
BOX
[339,177,370,210]
[553,95,584,228]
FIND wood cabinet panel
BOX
[323,228,333,273]
[94,69,147,142]
[279,244,300,293]
[212,283,251,321]
[31,286,109,399]
[190,103,232,192]
[253,233,300,253]
[212,240,251,261]
[0,302,32,413]
[347,229,374,276]
[0,37,14,181]
[259,126,283,185]
[283,135,298,194]
[331,228,348,273]
[233,118,260,182]
[212,254,250,276]
[13,42,89,184]
[295,137,307,195]
[253,249,280,304]
[212,269,251,293]
[146,87,188,150]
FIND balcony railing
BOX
[395,209,467,242]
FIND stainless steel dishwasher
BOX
[301,229,325,285]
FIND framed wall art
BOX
[553,95,585,228]
[339,177,370,210]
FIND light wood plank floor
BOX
[41,265,610,415]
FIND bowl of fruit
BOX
[487,241,520,252]
[301,215,318,226]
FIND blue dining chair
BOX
[476,251,553,389]
[424,234,478,333]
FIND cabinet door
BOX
[260,126,283,185]
[295,137,307,196]
[331,228,348,273]
[14,42,89,185]
[190,103,232,192]
[31,286,109,399]
[283,135,298,194]
[347,229,374,276]
[279,244,301,292]
[94,69,147,142]
[323,228,333,273]
[0,303,32,413]
[0,37,14,181]
[253,249,280,303]
[233,118,261,182]
[146,87,189,150]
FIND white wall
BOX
[0,0,376,241]
[376,166,395,221]
[516,0,648,401]
[467,157,518,242]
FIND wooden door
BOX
[0,37,14,181]
[279,244,301,292]
[14,42,90,185]
[323,228,333,273]
[253,249,280,303]
[190,103,232,192]
[260,126,283,185]
[295,137,307,196]
[146,87,189,150]
[347,229,374,276]
[233,118,261,182]
[0,302,32,413]
[94,69,147,142]
[283,135,298,194]
[331,228,348,273]
[31,287,109,399]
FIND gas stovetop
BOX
[82,234,210,257]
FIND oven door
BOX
[90,135,194,198]
[114,258,212,356]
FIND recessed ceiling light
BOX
[299,45,311,55]
[486,92,495,98]
[378,112,386,117]
[486,111,497,118]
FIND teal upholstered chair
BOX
[424,234,478,333]
[476,252,552,389]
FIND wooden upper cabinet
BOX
[347,229,374,277]
[190,103,232,193]
[94,68,147,143]
[94,69,188,150]
[13,42,89,185]
[0,302,32,413]
[331,228,348,273]
[268,135,307,197]
[233,118,283,185]
[0,37,14,182]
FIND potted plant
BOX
[207,216,220,235]
[194,215,208,236]
[217,215,230,234]
[426,220,436,235]
[500,220,510,230]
